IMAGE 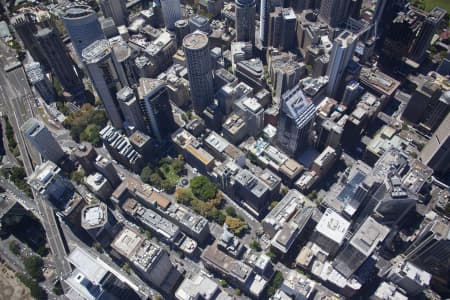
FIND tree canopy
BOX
[190,176,218,201]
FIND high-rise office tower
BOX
[24,62,56,103]
[21,118,65,163]
[183,32,214,115]
[348,0,362,19]
[12,14,49,70]
[174,19,190,47]
[420,113,450,176]
[35,27,84,97]
[259,0,269,47]
[326,30,357,97]
[99,0,128,26]
[404,218,450,282]
[319,0,351,27]
[342,81,363,107]
[268,7,296,51]
[409,7,446,63]
[276,85,317,156]
[82,39,127,128]
[61,5,105,60]
[138,78,176,143]
[235,0,256,44]
[116,86,146,132]
[160,0,182,31]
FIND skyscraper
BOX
[35,27,84,97]
[276,85,317,156]
[404,218,450,282]
[138,78,176,143]
[82,39,127,128]
[116,86,146,132]
[409,7,446,63]
[160,0,182,31]
[268,7,296,51]
[259,0,269,47]
[183,32,214,115]
[319,0,351,27]
[11,14,49,70]
[99,0,128,26]
[420,113,450,176]
[326,30,357,97]
[61,5,105,60]
[235,0,256,44]
[21,118,66,163]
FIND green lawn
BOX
[423,0,450,12]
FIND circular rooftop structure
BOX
[235,0,255,7]
[63,5,94,19]
[175,19,188,27]
[183,32,209,50]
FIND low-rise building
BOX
[84,173,113,201]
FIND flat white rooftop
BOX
[315,208,350,244]
[67,247,108,285]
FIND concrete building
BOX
[27,161,72,204]
[333,217,389,278]
[137,78,176,142]
[371,281,408,300]
[94,155,121,188]
[326,30,357,97]
[409,7,446,63]
[222,114,248,145]
[85,173,114,201]
[21,118,65,163]
[311,146,337,178]
[342,81,364,107]
[189,14,211,34]
[235,58,265,90]
[99,125,144,172]
[116,86,146,132]
[174,19,190,47]
[204,132,245,166]
[420,113,450,176]
[404,218,450,283]
[201,242,267,297]
[263,189,315,254]
[246,138,304,185]
[73,142,98,174]
[268,7,296,51]
[175,272,227,300]
[81,202,118,246]
[24,62,55,103]
[233,97,264,137]
[311,208,350,256]
[172,129,215,173]
[402,73,449,134]
[259,0,269,47]
[61,4,105,60]
[11,14,48,70]
[99,0,128,26]
[386,261,431,296]
[276,85,316,156]
[183,32,214,115]
[82,39,127,128]
[235,0,256,44]
[111,227,176,291]
[65,247,140,300]
[160,0,182,30]
[280,269,316,299]
[319,0,351,27]
[35,27,84,97]
[233,169,270,216]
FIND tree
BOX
[265,271,284,298]
[225,216,248,236]
[175,188,193,205]
[80,124,102,146]
[52,281,63,295]
[9,240,20,256]
[225,206,236,217]
[23,255,44,282]
[16,273,47,300]
[122,263,130,273]
[71,169,85,184]
[149,173,163,188]
[269,201,279,210]
[140,165,153,184]
[190,176,217,201]
[219,279,228,287]
[250,240,261,252]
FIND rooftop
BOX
[350,217,389,256]
[111,227,144,257]
[183,31,208,49]
[315,209,350,244]
[67,247,108,285]
[175,273,219,300]
[82,39,111,63]
[359,67,400,96]
[81,203,108,230]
